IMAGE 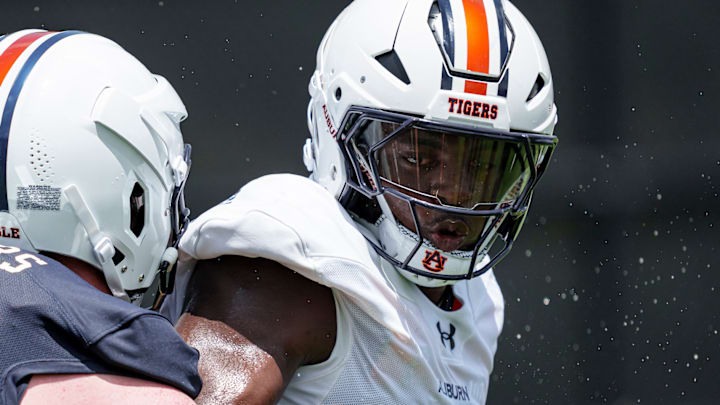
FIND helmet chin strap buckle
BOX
[152,247,179,310]
[93,237,115,265]
[157,247,178,295]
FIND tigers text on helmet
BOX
[0,30,191,303]
[303,0,558,287]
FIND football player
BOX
[164,0,557,403]
[0,30,201,404]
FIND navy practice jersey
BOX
[0,246,202,404]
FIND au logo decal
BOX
[422,250,447,272]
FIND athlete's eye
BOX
[405,156,418,164]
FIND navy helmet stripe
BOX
[493,0,509,69]
[441,68,453,90]
[493,0,509,97]
[438,0,455,90]
[0,31,82,211]
[498,70,509,97]
[438,0,455,64]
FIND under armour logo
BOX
[436,321,456,350]
[422,250,447,272]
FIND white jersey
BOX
[163,174,505,404]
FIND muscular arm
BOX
[176,255,337,405]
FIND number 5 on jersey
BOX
[0,244,47,274]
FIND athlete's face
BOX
[379,129,488,252]
[383,193,486,252]
[370,122,532,252]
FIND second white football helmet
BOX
[0,30,191,303]
[304,0,558,287]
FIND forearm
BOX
[176,313,285,405]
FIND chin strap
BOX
[64,185,129,301]
[152,246,179,310]
[157,247,178,294]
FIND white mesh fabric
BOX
[172,174,504,404]
[283,259,502,405]
[322,294,435,404]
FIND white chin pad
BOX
[374,215,479,287]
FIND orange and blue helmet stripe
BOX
[437,0,511,97]
[463,0,490,95]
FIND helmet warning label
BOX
[16,185,61,211]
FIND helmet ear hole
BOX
[129,183,145,237]
[112,247,126,266]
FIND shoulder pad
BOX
[180,174,409,338]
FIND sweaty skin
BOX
[176,255,450,404]
[177,255,337,404]
[176,314,282,404]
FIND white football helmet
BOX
[303,0,558,287]
[0,30,191,303]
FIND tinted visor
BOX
[351,120,549,210]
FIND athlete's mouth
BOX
[426,219,470,252]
